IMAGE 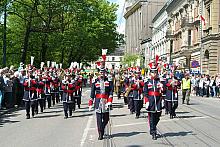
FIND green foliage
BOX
[122,53,139,66]
[1,0,120,68]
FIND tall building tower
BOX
[124,0,166,55]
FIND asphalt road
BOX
[1,89,220,147]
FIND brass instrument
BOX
[124,85,132,97]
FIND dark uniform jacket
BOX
[89,77,113,113]
[144,78,163,112]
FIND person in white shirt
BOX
[199,75,205,97]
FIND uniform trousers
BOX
[96,112,109,136]
[128,97,135,113]
[63,102,73,117]
[45,95,51,108]
[148,112,161,135]
[134,100,142,117]
[167,101,178,117]
[25,100,36,117]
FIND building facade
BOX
[151,4,168,62]
[166,0,220,75]
[91,46,125,70]
[202,0,220,75]
[124,0,166,55]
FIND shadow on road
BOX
[72,113,93,118]
[177,115,202,119]
[113,131,147,138]
[175,111,190,114]
[112,103,124,109]
[34,114,61,119]
[43,110,63,114]
[125,145,143,147]
[0,110,21,127]
[162,131,193,138]
[111,114,128,117]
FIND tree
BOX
[4,0,120,68]
[122,53,139,66]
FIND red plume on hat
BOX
[148,62,153,69]
[155,55,159,65]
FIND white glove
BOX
[145,102,149,109]
[106,102,112,107]
[89,106,93,111]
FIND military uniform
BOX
[144,66,163,140]
[51,76,60,105]
[62,78,75,119]
[36,76,45,113]
[23,75,37,119]
[44,75,52,108]
[133,76,144,119]
[88,69,113,140]
[165,77,180,119]
[75,75,83,109]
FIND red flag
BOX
[200,15,206,26]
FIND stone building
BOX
[166,0,220,75]
[151,3,169,62]
[124,0,166,55]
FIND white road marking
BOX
[80,115,93,147]
[87,116,209,131]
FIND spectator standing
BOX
[181,73,191,105]
[191,75,196,96]
[209,76,216,97]
[195,75,200,96]
[204,75,210,97]
[0,69,6,109]
[4,73,14,108]
[13,71,23,107]
[199,75,205,97]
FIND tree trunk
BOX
[41,34,48,62]
[21,23,31,64]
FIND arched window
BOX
[204,50,209,59]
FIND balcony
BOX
[181,17,193,28]
[166,29,174,39]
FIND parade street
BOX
[0,89,220,147]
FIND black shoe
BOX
[135,115,139,119]
[187,101,189,105]
[78,105,80,109]
[26,114,30,119]
[98,133,103,140]
[64,116,68,119]
[170,114,173,119]
[152,133,157,140]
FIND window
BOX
[170,40,173,53]
[112,57,115,61]
[188,30,192,46]
[207,8,210,26]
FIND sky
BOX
[108,0,125,34]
